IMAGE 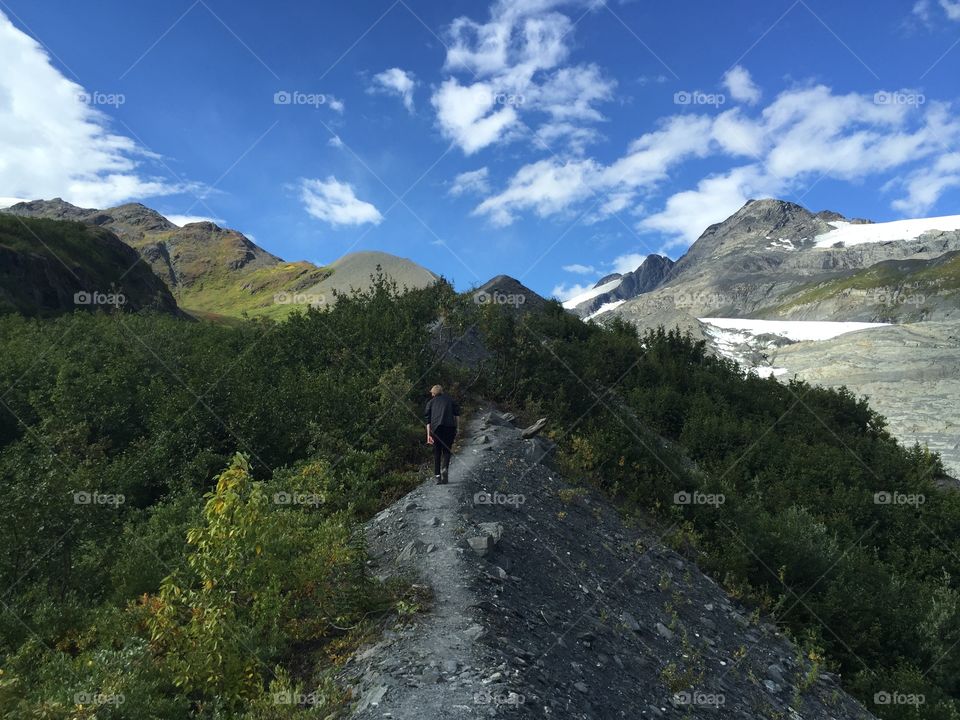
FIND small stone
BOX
[621,611,641,632]
[404,501,418,512]
[764,679,782,694]
[468,535,493,557]
[429,516,441,527]
[655,622,675,640]
[574,681,588,693]
[477,522,504,545]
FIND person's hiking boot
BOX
[440,467,449,484]
[435,474,445,485]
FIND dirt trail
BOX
[342,408,516,718]
[342,407,875,719]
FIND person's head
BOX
[430,384,443,397]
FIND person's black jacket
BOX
[424,394,459,429]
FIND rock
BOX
[620,611,641,632]
[398,540,425,562]
[429,516,441,527]
[520,417,548,439]
[574,681,588,693]
[442,659,459,674]
[404,501,418,512]
[655,622,675,641]
[476,434,490,444]
[764,679,782,694]
[465,624,486,641]
[477,521,504,545]
[468,535,493,557]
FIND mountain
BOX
[473,274,549,313]
[585,198,960,476]
[0,213,181,317]
[565,254,675,319]
[2,199,439,319]
[297,250,440,308]
[608,199,960,322]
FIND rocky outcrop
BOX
[569,255,675,318]
[0,214,182,317]
[340,409,874,719]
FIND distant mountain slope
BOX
[0,214,181,317]
[2,200,438,319]
[299,250,439,308]
[566,254,675,318]
[606,199,960,324]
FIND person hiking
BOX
[424,384,459,485]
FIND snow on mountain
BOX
[700,318,891,380]
[584,299,626,321]
[814,215,960,248]
[561,277,623,309]
[699,318,889,342]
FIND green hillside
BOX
[0,280,957,718]
[0,214,180,317]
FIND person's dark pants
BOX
[432,425,456,477]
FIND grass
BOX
[766,251,960,314]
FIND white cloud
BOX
[940,0,960,20]
[299,177,383,226]
[551,281,594,301]
[474,78,960,247]
[474,115,712,225]
[891,152,960,214]
[165,214,224,227]
[432,0,612,155]
[327,96,345,113]
[328,134,344,148]
[641,166,780,249]
[449,167,491,197]
[0,196,28,208]
[562,263,595,274]
[0,11,195,208]
[611,253,647,274]
[370,68,417,113]
[432,78,520,154]
[723,66,761,105]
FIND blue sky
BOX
[2,0,960,298]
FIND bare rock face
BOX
[769,322,960,479]
[568,255,676,318]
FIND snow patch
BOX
[698,318,889,342]
[585,299,626,321]
[562,277,623,309]
[814,215,960,248]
